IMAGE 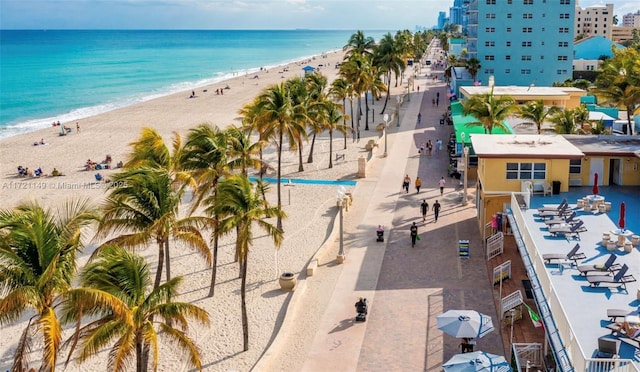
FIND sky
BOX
[1,0,638,31]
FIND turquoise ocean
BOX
[0,30,387,139]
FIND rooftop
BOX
[460,86,586,98]
[470,134,584,158]
[563,135,640,156]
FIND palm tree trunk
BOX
[276,131,283,231]
[241,250,250,352]
[164,238,171,283]
[344,132,347,150]
[328,130,333,169]
[207,231,219,297]
[154,240,165,290]
[297,142,304,172]
[342,99,347,127]
[307,133,316,163]
[381,72,391,114]
[364,93,370,130]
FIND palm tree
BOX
[321,102,348,168]
[285,77,310,172]
[465,57,482,83]
[329,77,350,129]
[343,30,375,57]
[461,87,518,134]
[211,175,284,352]
[593,48,640,135]
[518,100,560,134]
[226,124,263,176]
[180,124,231,298]
[123,128,196,281]
[550,109,584,134]
[0,199,98,372]
[254,82,306,231]
[97,167,211,291]
[62,244,210,372]
[374,33,404,114]
[303,73,329,165]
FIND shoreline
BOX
[0,48,344,140]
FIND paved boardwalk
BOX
[302,79,506,371]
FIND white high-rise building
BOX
[574,3,614,40]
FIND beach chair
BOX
[542,243,585,265]
[537,198,567,213]
[604,320,640,347]
[606,309,634,322]
[587,264,636,291]
[538,204,572,219]
[549,220,586,239]
[543,211,579,226]
[577,254,621,276]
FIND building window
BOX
[560,0,570,4]
[506,55,511,60]
[507,13,512,18]
[523,0,533,4]
[558,41,568,47]
[521,55,532,61]
[486,0,496,4]
[560,13,570,19]
[506,162,546,180]
[559,27,569,33]
[569,159,582,174]
[505,69,511,73]
[484,55,495,61]
[506,27,512,32]
[486,13,496,19]
[522,27,532,33]
[506,41,511,46]
[557,55,568,61]
[523,13,533,19]
[557,69,568,74]
[521,69,531,74]
[485,27,496,32]
[485,41,495,47]
[485,68,494,74]
[522,41,532,47]
[507,0,512,3]
[540,55,544,59]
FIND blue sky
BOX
[1,0,638,30]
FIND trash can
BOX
[552,181,561,195]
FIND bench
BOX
[335,153,345,161]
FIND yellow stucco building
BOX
[459,86,587,110]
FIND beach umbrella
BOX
[619,201,626,230]
[443,351,511,372]
[592,172,599,195]
[436,310,494,339]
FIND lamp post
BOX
[396,96,401,126]
[383,113,390,157]
[336,187,346,263]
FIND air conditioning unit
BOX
[569,178,582,186]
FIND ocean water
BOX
[0,29,387,139]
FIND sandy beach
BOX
[0,47,409,371]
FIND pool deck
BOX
[527,188,640,362]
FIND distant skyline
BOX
[1,0,638,31]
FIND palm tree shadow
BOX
[329,318,356,334]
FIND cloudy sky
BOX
[1,0,638,30]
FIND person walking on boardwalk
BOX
[410,222,418,247]
[415,176,422,194]
[433,200,441,222]
[417,112,422,125]
[420,199,429,222]
[438,176,446,195]
[403,174,411,193]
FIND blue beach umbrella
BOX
[436,310,495,338]
[443,351,511,372]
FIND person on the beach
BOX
[419,143,425,156]
[415,177,422,194]
[432,97,436,106]
[439,176,446,195]
[436,91,440,106]
[417,113,422,125]
[421,199,429,222]
[76,122,80,133]
[617,321,640,338]
[403,174,411,193]
[433,200,441,222]
[410,222,418,247]
[427,140,433,156]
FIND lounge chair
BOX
[604,321,640,347]
[542,243,585,265]
[549,220,586,239]
[577,254,621,276]
[587,264,636,291]
[537,199,567,212]
[543,211,579,226]
[538,204,572,218]
[606,309,634,322]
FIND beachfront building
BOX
[572,35,626,73]
[611,26,639,43]
[465,0,574,87]
[459,86,587,110]
[575,3,614,40]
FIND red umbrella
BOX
[619,201,626,230]
[592,172,599,196]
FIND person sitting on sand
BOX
[51,168,61,177]
[34,167,43,177]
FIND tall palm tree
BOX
[343,30,375,57]
[461,88,518,134]
[62,245,210,372]
[211,175,284,352]
[123,128,196,281]
[550,109,579,134]
[374,33,404,114]
[254,82,306,231]
[0,199,98,372]
[97,167,210,291]
[304,72,330,164]
[180,124,231,298]
[329,77,350,129]
[226,124,263,176]
[465,57,482,83]
[285,77,310,172]
[518,100,560,134]
[321,102,348,168]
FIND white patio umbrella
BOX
[443,351,511,372]
[436,310,495,338]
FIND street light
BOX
[336,186,346,263]
[461,132,469,206]
[383,113,390,157]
